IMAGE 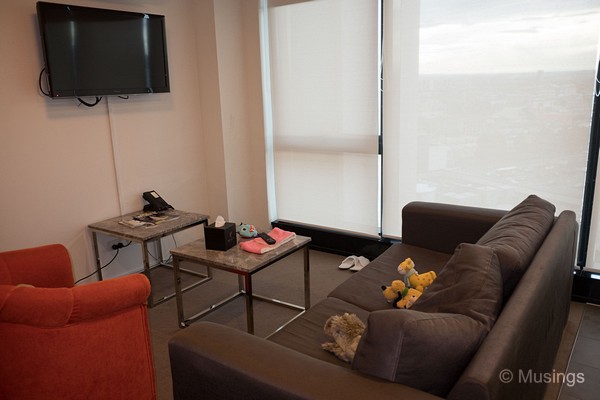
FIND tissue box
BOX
[204,222,237,251]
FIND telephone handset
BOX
[142,191,173,212]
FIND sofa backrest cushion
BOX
[476,194,555,300]
[411,243,503,330]
[353,243,503,397]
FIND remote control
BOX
[258,232,276,245]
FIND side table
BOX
[88,209,210,307]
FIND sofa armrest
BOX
[0,244,74,287]
[169,322,442,400]
[402,202,506,254]
[448,210,578,400]
[0,274,150,327]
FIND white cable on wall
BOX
[106,97,125,216]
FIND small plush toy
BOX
[395,286,422,309]
[381,279,405,303]
[381,279,422,309]
[322,313,365,363]
[397,257,437,292]
[237,223,257,238]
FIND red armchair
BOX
[0,244,156,400]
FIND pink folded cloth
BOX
[239,228,296,254]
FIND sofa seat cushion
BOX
[328,243,452,312]
[476,194,555,300]
[267,297,371,368]
[353,243,503,397]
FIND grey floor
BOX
[146,250,600,400]
[147,250,351,400]
[557,303,600,400]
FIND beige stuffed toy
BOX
[321,313,365,363]
[397,257,437,292]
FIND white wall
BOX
[194,0,269,231]
[0,0,268,282]
[213,0,269,228]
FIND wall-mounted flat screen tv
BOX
[36,1,170,98]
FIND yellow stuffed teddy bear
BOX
[381,279,422,309]
[397,257,437,292]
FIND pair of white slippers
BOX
[338,255,370,271]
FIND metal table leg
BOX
[303,245,310,310]
[155,238,164,263]
[91,232,104,281]
[173,256,186,328]
[141,241,155,307]
[243,273,254,334]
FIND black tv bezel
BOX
[36,1,170,98]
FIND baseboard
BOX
[572,270,600,305]
[271,221,394,260]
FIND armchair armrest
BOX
[0,244,74,287]
[169,322,442,400]
[0,273,155,400]
[402,202,506,254]
[0,274,150,327]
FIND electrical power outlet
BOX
[108,239,126,251]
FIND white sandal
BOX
[338,256,357,270]
[349,256,370,271]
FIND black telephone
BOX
[142,191,173,212]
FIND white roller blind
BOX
[382,0,600,238]
[266,0,380,235]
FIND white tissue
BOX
[215,215,226,228]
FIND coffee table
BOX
[170,235,311,333]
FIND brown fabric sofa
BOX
[168,195,578,400]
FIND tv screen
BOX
[36,2,170,98]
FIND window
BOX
[262,0,600,254]
[263,0,380,236]
[382,0,600,237]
